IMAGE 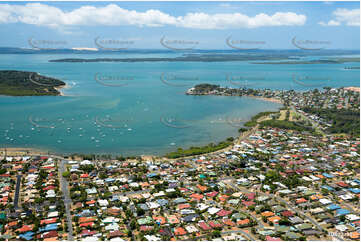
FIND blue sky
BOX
[0,1,359,49]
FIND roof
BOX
[19,231,35,241]
[237,219,250,226]
[198,222,211,231]
[222,218,235,227]
[336,208,351,216]
[268,216,281,223]
[327,204,341,211]
[281,210,294,217]
[261,211,275,217]
[166,215,179,224]
[17,225,34,233]
[217,209,232,217]
[40,218,57,225]
[285,232,301,239]
[39,223,58,232]
[174,227,187,236]
[153,216,166,225]
[266,235,282,241]
[209,221,223,228]
[296,198,307,204]
[242,200,255,207]
[190,193,204,201]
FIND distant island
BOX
[49,55,360,64]
[49,55,292,63]
[253,57,360,64]
[0,70,65,96]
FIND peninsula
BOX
[0,70,65,96]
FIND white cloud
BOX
[318,20,341,26]
[319,8,359,26]
[0,3,307,30]
[333,8,360,26]
[177,12,306,29]
[219,3,231,8]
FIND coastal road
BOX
[14,174,22,209]
[290,106,325,136]
[59,160,74,241]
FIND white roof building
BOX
[208,207,220,215]
[98,199,109,207]
[185,225,199,233]
[319,198,332,205]
[346,214,360,221]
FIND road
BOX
[338,200,359,214]
[290,106,325,136]
[59,160,74,240]
[313,184,359,215]
[273,195,324,232]
[14,174,22,209]
[241,209,265,229]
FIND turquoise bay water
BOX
[0,53,359,155]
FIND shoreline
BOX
[245,95,283,104]
[54,83,71,96]
[0,96,283,159]
[0,147,48,157]
[344,86,360,92]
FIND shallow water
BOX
[0,53,359,155]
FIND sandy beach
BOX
[344,86,360,92]
[0,147,47,156]
[54,83,71,96]
[246,95,283,104]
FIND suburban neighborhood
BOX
[0,86,359,241]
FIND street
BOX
[59,160,74,240]
[14,174,22,209]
